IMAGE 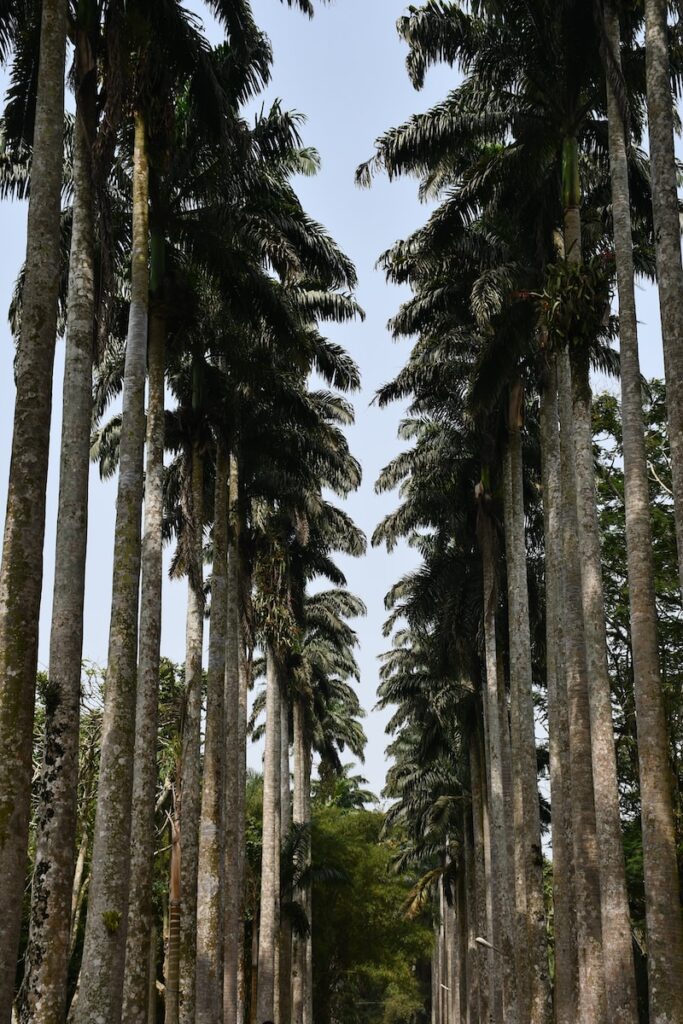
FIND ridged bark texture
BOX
[557,332,607,1021]
[196,445,229,1024]
[644,0,683,604]
[613,6,683,1020]
[256,650,282,1024]
[223,460,242,1024]
[122,294,166,1024]
[73,110,149,1024]
[503,423,552,1024]
[179,451,204,1024]
[540,364,578,1024]
[0,3,67,1014]
[479,513,517,1024]
[18,90,95,1024]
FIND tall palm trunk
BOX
[196,444,229,1024]
[166,811,182,1024]
[290,700,307,1024]
[643,0,683,601]
[557,334,607,1022]
[540,360,578,1024]
[502,403,551,1024]
[73,110,149,1024]
[463,803,479,1024]
[17,68,95,1024]
[607,6,683,1019]
[280,694,292,1024]
[469,732,491,1024]
[564,136,637,1018]
[256,649,282,1024]
[236,639,249,1024]
[236,565,250,1024]
[224,456,242,1024]
[478,507,517,1024]
[571,334,638,1024]
[0,3,67,1012]
[122,234,166,1024]
[179,444,205,1024]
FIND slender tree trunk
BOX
[464,806,479,1024]
[17,74,95,1024]
[224,457,242,1024]
[122,244,166,1024]
[570,340,638,1024]
[256,650,282,1024]
[236,591,250,1024]
[179,449,205,1024]
[478,512,517,1024]
[540,362,578,1024]
[147,926,157,1024]
[609,7,683,1019]
[291,699,310,1024]
[503,401,552,1024]
[479,712,501,1024]
[431,913,440,1024]
[73,110,149,1024]
[564,167,625,1019]
[557,329,607,1021]
[197,444,230,1024]
[280,693,292,1024]
[166,813,181,1024]
[250,922,259,1024]
[0,3,67,1012]
[469,733,490,1024]
[458,851,468,1024]
[643,0,683,602]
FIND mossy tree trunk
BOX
[73,109,149,1024]
[0,2,67,1013]
[17,42,96,1022]
[196,442,229,1024]
[121,241,166,1024]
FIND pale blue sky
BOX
[0,0,667,796]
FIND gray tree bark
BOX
[279,692,292,1024]
[179,449,205,1024]
[196,444,230,1024]
[643,0,683,603]
[479,510,517,1024]
[571,349,638,1024]
[224,453,244,1024]
[503,411,552,1024]
[0,3,67,1014]
[73,109,149,1024]
[256,650,282,1024]
[122,253,166,1024]
[613,6,683,1020]
[540,360,578,1024]
[17,76,95,1024]
[557,326,607,1022]
[469,733,491,1024]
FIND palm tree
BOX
[0,4,67,1012]
[73,106,150,1024]
[196,440,229,1024]
[17,5,101,1018]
